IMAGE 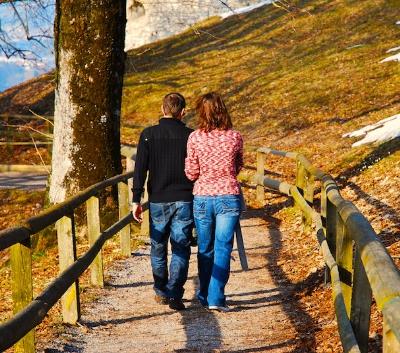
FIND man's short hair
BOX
[163,93,186,118]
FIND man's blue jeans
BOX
[193,195,241,307]
[149,201,193,299]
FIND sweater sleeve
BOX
[185,133,200,181]
[132,131,149,203]
[235,133,244,175]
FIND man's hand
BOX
[132,203,143,223]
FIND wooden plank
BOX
[56,215,80,324]
[321,183,331,284]
[0,114,54,121]
[336,215,353,316]
[0,164,50,173]
[86,196,104,287]
[295,160,306,196]
[326,198,337,260]
[118,182,131,257]
[303,171,315,231]
[350,248,372,353]
[0,141,52,146]
[10,238,35,353]
[384,316,400,353]
[141,174,150,236]
[235,222,249,271]
[256,151,266,204]
[0,214,133,353]
[0,171,134,251]
[126,157,135,206]
[304,172,315,206]
[296,160,308,230]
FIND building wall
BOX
[125,0,260,50]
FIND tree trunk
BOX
[50,0,126,203]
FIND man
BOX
[132,93,194,311]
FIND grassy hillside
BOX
[1,0,398,172]
[0,72,54,115]
[122,0,399,170]
[1,0,398,233]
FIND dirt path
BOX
[42,211,304,353]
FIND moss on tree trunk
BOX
[50,0,126,203]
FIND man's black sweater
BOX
[132,118,194,203]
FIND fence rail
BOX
[254,147,400,353]
[1,144,398,352]
[0,171,135,352]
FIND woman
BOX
[185,92,243,312]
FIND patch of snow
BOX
[380,52,400,63]
[220,0,274,19]
[343,114,400,147]
[387,46,400,53]
[346,44,365,50]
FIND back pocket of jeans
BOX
[150,204,165,224]
[221,199,240,216]
[194,201,206,219]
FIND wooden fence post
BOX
[118,181,131,257]
[295,159,306,196]
[10,238,35,353]
[126,157,135,207]
[303,171,315,232]
[383,315,400,353]
[350,248,372,353]
[325,199,337,260]
[86,196,104,287]
[56,215,80,324]
[296,159,309,230]
[336,216,353,316]
[141,174,150,236]
[321,184,330,284]
[304,172,315,206]
[256,151,265,205]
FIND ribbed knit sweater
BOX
[132,118,194,203]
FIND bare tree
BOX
[0,0,54,63]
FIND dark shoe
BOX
[169,298,185,311]
[154,295,169,305]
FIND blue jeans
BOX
[150,201,193,299]
[194,195,241,306]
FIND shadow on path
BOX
[242,203,321,353]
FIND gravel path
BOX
[43,211,301,353]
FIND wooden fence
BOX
[254,147,400,353]
[1,144,398,352]
[0,171,135,352]
[0,143,247,353]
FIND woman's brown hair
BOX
[196,92,233,132]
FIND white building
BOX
[125,0,262,50]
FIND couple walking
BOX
[132,92,243,312]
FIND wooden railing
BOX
[2,143,398,352]
[0,172,135,353]
[254,147,400,353]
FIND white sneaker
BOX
[208,305,230,312]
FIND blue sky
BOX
[0,2,55,92]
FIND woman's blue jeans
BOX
[193,195,241,307]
